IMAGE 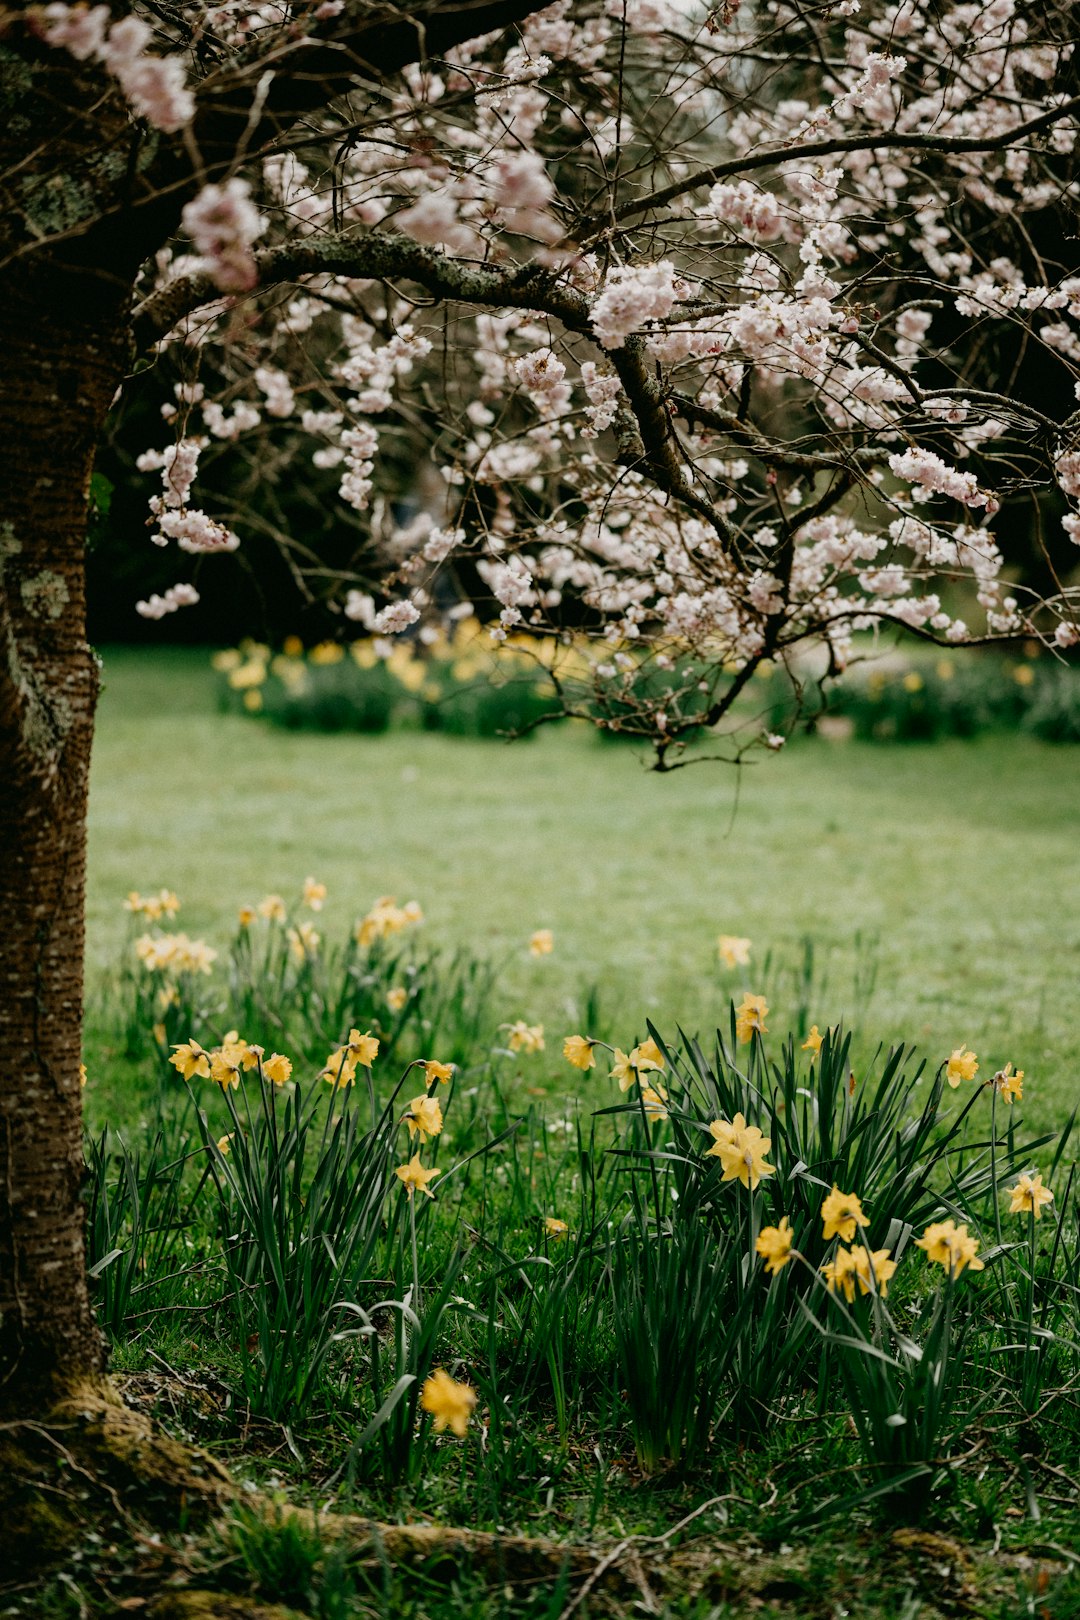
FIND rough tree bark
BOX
[0,263,130,1407]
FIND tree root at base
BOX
[1,1382,1071,1619]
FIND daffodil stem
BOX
[409,1188,421,1317]
[635,1082,663,1222]
[991,1086,1002,1246]
[1025,1205,1036,1374]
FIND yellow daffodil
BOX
[241,1043,263,1071]
[345,1029,379,1067]
[640,1083,669,1123]
[216,1134,233,1156]
[544,1216,569,1241]
[915,1219,984,1276]
[321,1048,357,1088]
[529,929,554,957]
[507,1021,545,1054]
[302,877,327,911]
[755,1217,794,1275]
[563,1034,596,1071]
[395,1154,441,1199]
[170,1040,211,1082]
[610,1048,637,1091]
[994,1063,1024,1104]
[420,1368,476,1436]
[258,894,287,923]
[79,1063,88,1089]
[386,986,408,1012]
[821,1186,869,1243]
[734,993,769,1045]
[1008,1172,1054,1219]
[946,1045,979,1087]
[821,1247,859,1302]
[717,934,752,970]
[630,1036,665,1072]
[406,1094,444,1141]
[705,1112,775,1189]
[209,1047,243,1090]
[851,1245,897,1298]
[423,1059,454,1085]
[238,905,257,928]
[802,1025,824,1054]
[263,1053,292,1087]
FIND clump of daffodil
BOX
[1008,1171,1054,1218]
[946,1044,979,1087]
[734,993,769,1045]
[717,934,751,970]
[405,1094,444,1141]
[563,1034,597,1071]
[821,1244,896,1301]
[420,1368,477,1437]
[395,1155,441,1199]
[756,1218,795,1275]
[287,922,320,962]
[124,888,181,922]
[705,1113,775,1189]
[915,1219,984,1276]
[992,1062,1024,1104]
[354,895,423,948]
[821,1186,869,1243]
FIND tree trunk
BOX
[0,261,130,1410]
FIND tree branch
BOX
[598,94,1080,229]
[132,232,588,349]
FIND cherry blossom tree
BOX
[2,0,1080,1416]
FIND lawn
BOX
[88,645,1080,1131]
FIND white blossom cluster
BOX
[129,0,1080,703]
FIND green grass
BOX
[88,645,1080,1131]
[58,655,1080,1616]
